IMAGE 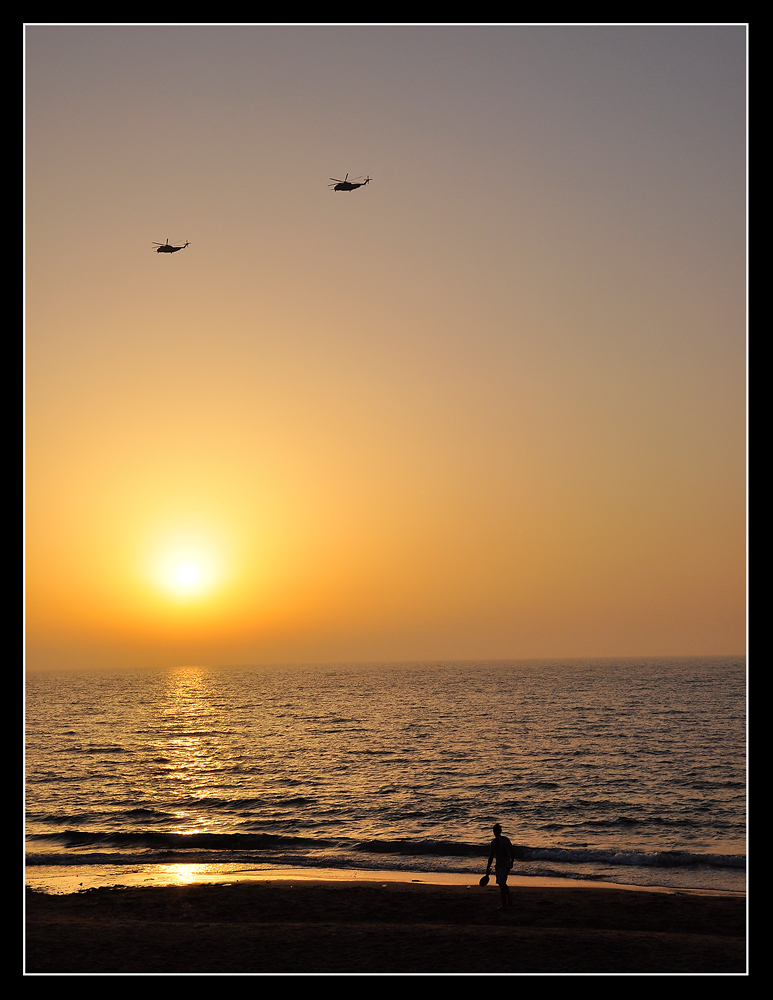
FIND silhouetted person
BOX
[485,823,515,908]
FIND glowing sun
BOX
[146,527,228,603]
[174,563,200,588]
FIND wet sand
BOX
[24,876,746,974]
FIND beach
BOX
[25,661,747,973]
[25,874,746,975]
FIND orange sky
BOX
[25,25,747,669]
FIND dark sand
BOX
[25,878,746,974]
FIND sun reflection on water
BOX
[152,666,224,832]
[166,864,198,884]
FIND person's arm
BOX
[486,842,494,875]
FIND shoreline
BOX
[25,861,745,898]
[25,875,747,974]
[25,866,747,974]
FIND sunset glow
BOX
[149,531,226,602]
[25,25,746,670]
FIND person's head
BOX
[493,824,502,836]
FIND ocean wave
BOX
[520,846,746,870]
[26,830,335,851]
[354,839,486,857]
[25,830,745,871]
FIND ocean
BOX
[25,657,746,894]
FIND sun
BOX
[161,553,216,600]
[174,563,200,588]
[161,556,211,599]
[145,526,228,603]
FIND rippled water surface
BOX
[26,657,746,891]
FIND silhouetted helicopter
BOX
[153,239,190,253]
[329,174,371,192]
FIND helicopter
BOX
[329,174,371,192]
[153,239,190,253]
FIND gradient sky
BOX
[24,25,747,669]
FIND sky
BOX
[24,24,747,670]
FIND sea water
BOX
[25,657,746,893]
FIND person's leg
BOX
[496,869,511,907]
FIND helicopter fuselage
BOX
[332,178,370,192]
[155,242,188,253]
